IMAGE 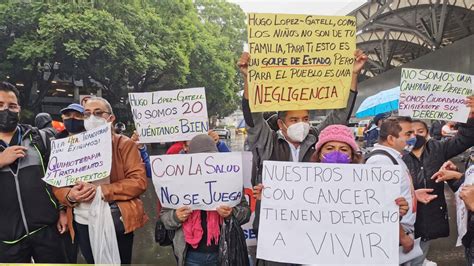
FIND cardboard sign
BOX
[247,13,356,112]
[129,87,209,143]
[399,68,473,122]
[256,161,400,265]
[151,152,243,210]
[43,124,112,187]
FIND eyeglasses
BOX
[0,103,20,112]
[84,110,111,118]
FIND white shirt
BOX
[278,130,301,162]
[365,144,416,233]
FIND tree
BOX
[189,0,246,117]
[0,0,247,118]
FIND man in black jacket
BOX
[403,112,474,264]
[0,82,65,263]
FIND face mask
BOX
[285,122,310,142]
[64,118,85,134]
[321,151,351,164]
[0,109,19,133]
[413,134,427,150]
[403,137,417,153]
[84,115,108,131]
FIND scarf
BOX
[183,210,223,248]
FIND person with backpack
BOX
[35,112,57,139]
[365,116,437,265]
[0,81,66,263]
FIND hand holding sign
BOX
[395,197,409,217]
[352,49,368,75]
[68,181,97,203]
[175,206,192,222]
[238,52,250,78]
[216,205,233,218]
[239,52,250,100]
[253,183,264,200]
[468,95,474,118]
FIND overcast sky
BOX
[227,0,367,15]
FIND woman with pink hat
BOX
[310,124,363,164]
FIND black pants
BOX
[60,232,78,263]
[74,222,134,264]
[0,225,66,263]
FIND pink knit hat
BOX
[315,125,359,153]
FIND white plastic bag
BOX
[88,186,121,264]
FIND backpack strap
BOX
[29,127,51,169]
[365,149,399,165]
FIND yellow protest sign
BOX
[247,13,356,112]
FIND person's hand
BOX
[253,184,264,200]
[0,146,27,167]
[460,185,474,211]
[238,52,250,78]
[208,130,219,144]
[441,160,458,171]
[131,130,145,149]
[67,181,97,203]
[431,169,463,183]
[467,96,474,118]
[175,206,192,222]
[216,205,233,219]
[352,49,368,74]
[400,234,414,253]
[415,188,438,204]
[57,210,68,234]
[395,197,408,217]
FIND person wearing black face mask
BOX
[0,82,66,263]
[55,103,85,138]
[402,117,474,265]
[51,103,86,263]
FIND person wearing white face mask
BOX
[238,50,368,266]
[53,97,148,264]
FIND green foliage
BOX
[0,0,246,117]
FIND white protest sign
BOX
[151,152,243,210]
[399,68,473,122]
[456,165,474,246]
[257,161,401,265]
[241,151,257,246]
[129,87,209,143]
[43,123,112,187]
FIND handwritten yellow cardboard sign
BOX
[247,13,356,112]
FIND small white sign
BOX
[43,124,112,187]
[151,152,243,210]
[129,87,209,143]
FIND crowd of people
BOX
[0,47,473,266]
